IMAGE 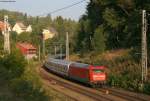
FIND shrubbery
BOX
[10,78,49,101]
[0,50,26,80]
[143,82,150,94]
[0,50,49,101]
[104,56,150,94]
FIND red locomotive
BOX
[44,58,106,87]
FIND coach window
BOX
[60,66,62,71]
[64,66,66,72]
[64,67,67,71]
[62,66,65,72]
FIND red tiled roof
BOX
[0,21,5,31]
[17,42,36,50]
[0,21,11,31]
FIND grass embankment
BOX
[70,49,150,95]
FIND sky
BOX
[0,0,89,21]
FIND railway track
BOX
[40,67,150,101]
[97,88,150,101]
[40,67,121,101]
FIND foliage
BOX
[0,31,4,52]
[0,50,49,101]
[76,0,150,55]
[76,17,93,53]
[10,78,49,101]
[16,32,31,42]
[93,26,106,53]
[0,50,26,80]
[11,31,17,43]
[51,16,77,54]
[0,10,27,26]
[143,82,150,94]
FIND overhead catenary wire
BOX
[0,0,16,2]
[39,0,86,17]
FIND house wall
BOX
[26,25,32,32]
[13,24,24,34]
[16,44,37,60]
[25,54,37,59]
[42,29,55,40]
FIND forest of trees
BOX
[76,0,150,55]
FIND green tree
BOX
[16,32,31,42]
[76,0,150,51]
[93,26,106,53]
[1,50,26,79]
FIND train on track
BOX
[44,58,106,87]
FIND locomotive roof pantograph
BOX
[71,62,90,68]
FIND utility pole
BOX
[42,34,45,59]
[4,15,10,54]
[54,45,57,57]
[141,10,148,84]
[38,45,41,62]
[66,32,69,60]
[60,44,62,59]
[27,49,29,65]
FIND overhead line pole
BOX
[4,15,10,54]
[38,45,41,62]
[60,44,62,59]
[42,35,45,60]
[141,10,148,84]
[66,32,69,60]
[54,45,57,57]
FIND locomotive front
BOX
[89,66,106,87]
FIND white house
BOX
[26,25,32,32]
[42,27,57,40]
[12,22,32,34]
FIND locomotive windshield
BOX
[93,69,104,73]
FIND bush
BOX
[0,95,11,101]
[0,50,50,100]
[143,83,150,95]
[1,50,26,80]
[0,64,9,83]
[10,78,49,101]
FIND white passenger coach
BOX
[44,58,73,76]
